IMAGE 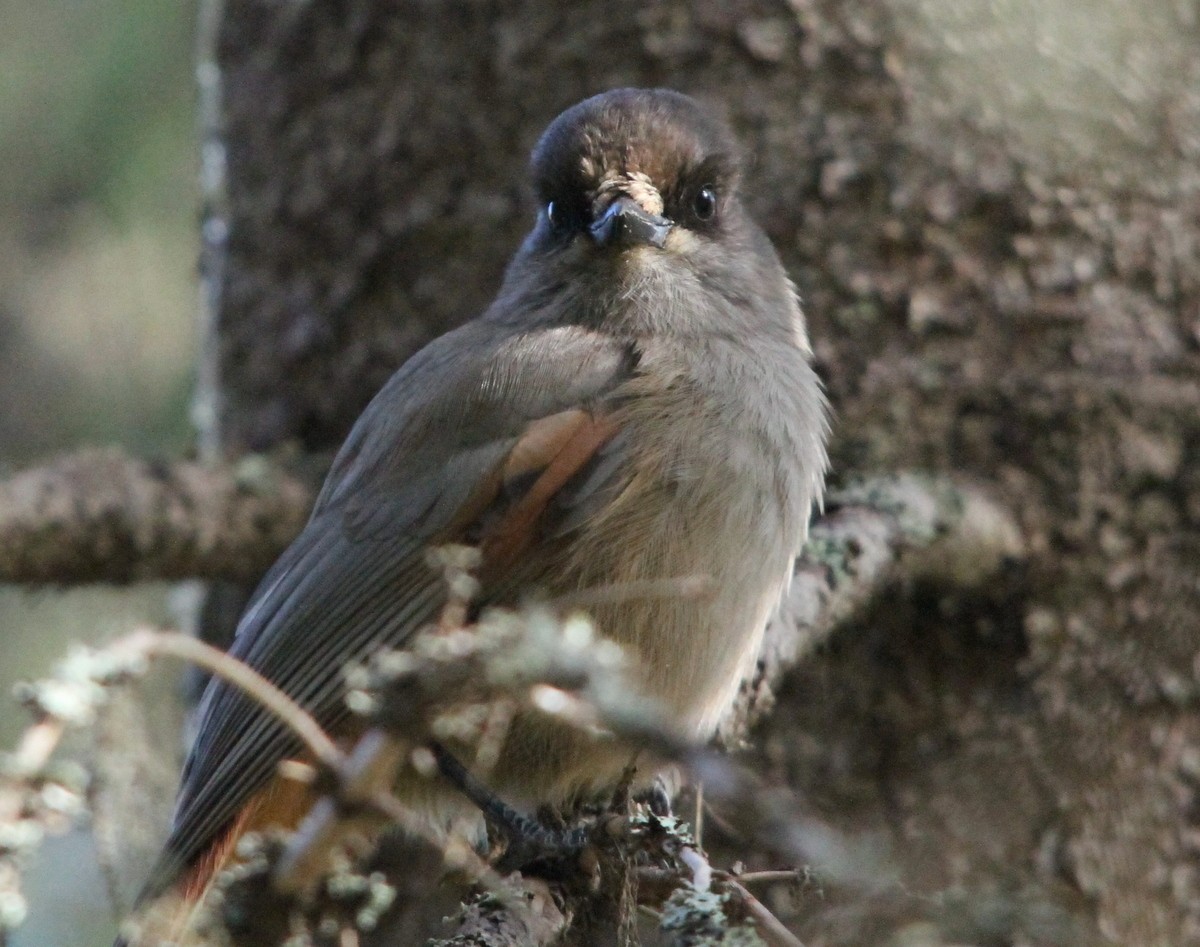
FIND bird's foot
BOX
[633,778,673,818]
[493,816,589,875]
[430,742,588,873]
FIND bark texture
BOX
[201,1,1200,944]
[0,449,313,584]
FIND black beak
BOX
[589,196,672,249]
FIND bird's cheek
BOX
[662,226,700,257]
[542,235,590,268]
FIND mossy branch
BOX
[0,448,314,585]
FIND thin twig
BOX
[723,869,805,887]
[6,720,65,779]
[0,720,67,829]
[124,630,341,768]
[679,846,712,892]
[722,878,806,947]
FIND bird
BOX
[119,87,828,944]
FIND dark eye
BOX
[546,200,580,237]
[692,185,718,222]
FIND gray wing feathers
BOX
[148,322,636,896]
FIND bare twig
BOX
[3,721,65,783]
[123,630,340,768]
[0,627,347,945]
[723,878,806,947]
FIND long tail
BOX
[114,772,314,947]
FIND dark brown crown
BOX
[531,89,742,221]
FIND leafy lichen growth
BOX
[659,886,766,946]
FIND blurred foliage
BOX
[0,0,194,215]
[0,0,198,462]
[0,2,198,943]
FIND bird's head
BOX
[495,88,800,341]
[531,87,741,255]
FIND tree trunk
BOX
[198,0,1200,943]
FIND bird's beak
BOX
[589,196,672,250]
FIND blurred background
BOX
[0,0,197,942]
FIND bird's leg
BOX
[633,777,673,818]
[429,743,587,867]
[608,758,672,817]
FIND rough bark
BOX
[0,449,313,585]
[189,0,1200,944]
[427,879,570,947]
[731,474,1023,744]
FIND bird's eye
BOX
[692,185,718,222]
[547,201,566,232]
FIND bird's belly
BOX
[482,491,793,805]
[555,471,795,737]
[484,397,808,803]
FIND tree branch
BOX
[1,470,1023,945]
[428,878,570,947]
[121,630,341,768]
[726,473,1024,742]
[0,455,1020,627]
[0,448,314,584]
[0,460,1024,945]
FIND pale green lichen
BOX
[0,889,29,931]
[828,473,964,544]
[12,641,150,727]
[659,885,766,946]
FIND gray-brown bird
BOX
[122,87,828,943]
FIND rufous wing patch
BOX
[482,409,620,570]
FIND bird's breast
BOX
[551,341,817,737]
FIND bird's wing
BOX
[148,319,639,893]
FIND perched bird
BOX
[122,87,828,943]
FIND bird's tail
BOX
[113,772,314,946]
